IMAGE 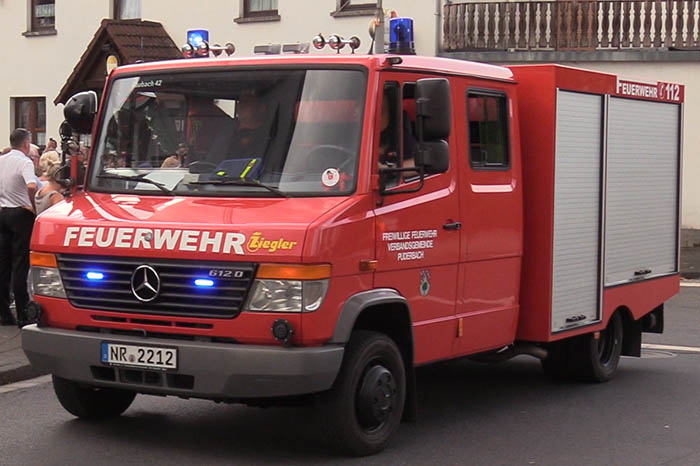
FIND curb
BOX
[0,364,49,387]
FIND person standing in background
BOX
[42,138,58,155]
[35,152,65,215]
[0,129,38,326]
[28,143,40,174]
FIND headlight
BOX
[247,279,302,312]
[246,279,329,313]
[28,266,66,298]
[245,263,331,313]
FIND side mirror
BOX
[416,78,451,140]
[64,91,98,134]
[56,164,75,190]
[419,141,449,174]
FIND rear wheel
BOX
[320,330,406,456]
[577,312,623,382]
[52,375,136,420]
[541,312,623,383]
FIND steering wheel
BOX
[187,160,218,174]
[305,144,355,174]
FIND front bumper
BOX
[22,325,344,399]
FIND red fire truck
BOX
[22,25,682,455]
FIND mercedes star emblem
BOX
[131,265,161,302]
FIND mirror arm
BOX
[378,166,425,196]
[70,154,81,196]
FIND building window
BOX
[13,97,46,146]
[114,0,141,19]
[331,0,377,17]
[246,0,277,16]
[27,0,55,34]
[235,0,280,23]
[467,91,510,169]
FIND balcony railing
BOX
[443,0,700,51]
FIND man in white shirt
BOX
[0,128,38,326]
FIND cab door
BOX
[372,73,461,365]
[454,82,523,357]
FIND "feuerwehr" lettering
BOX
[63,227,246,255]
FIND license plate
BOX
[101,342,177,371]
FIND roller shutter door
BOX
[551,91,603,332]
[604,98,680,286]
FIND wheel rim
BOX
[356,362,399,432]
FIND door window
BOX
[379,82,420,186]
[467,91,509,169]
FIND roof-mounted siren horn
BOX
[181,43,195,58]
[323,34,361,54]
[388,17,416,55]
[196,41,210,58]
[210,43,236,57]
[312,33,326,50]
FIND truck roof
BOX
[112,54,515,83]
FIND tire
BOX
[320,330,406,456]
[576,312,623,382]
[541,313,623,383]
[52,375,136,420]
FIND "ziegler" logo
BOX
[246,232,297,253]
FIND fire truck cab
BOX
[21,36,682,455]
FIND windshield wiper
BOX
[187,179,289,197]
[97,173,174,195]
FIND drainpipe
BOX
[435,0,442,56]
[374,0,384,54]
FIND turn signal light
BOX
[256,264,331,280]
[30,252,57,268]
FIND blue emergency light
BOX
[388,17,416,55]
[194,278,215,288]
[187,28,209,47]
[85,271,104,281]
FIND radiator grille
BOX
[57,254,257,318]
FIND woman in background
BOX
[35,151,64,215]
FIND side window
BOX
[467,91,509,169]
[401,83,417,172]
[379,81,423,187]
[379,82,400,169]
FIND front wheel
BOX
[52,376,136,420]
[320,330,406,456]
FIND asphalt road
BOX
[1,289,700,466]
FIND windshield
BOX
[88,68,367,196]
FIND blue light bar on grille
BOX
[194,278,215,287]
[85,271,104,281]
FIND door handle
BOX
[443,221,462,231]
